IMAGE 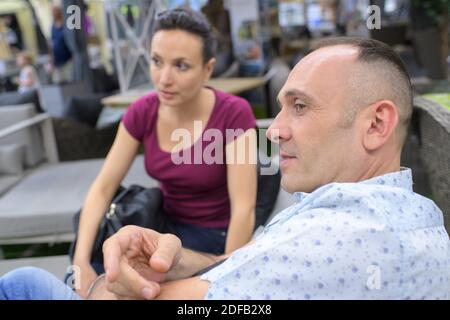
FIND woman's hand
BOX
[73,260,98,298]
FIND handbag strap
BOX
[112,185,139,203]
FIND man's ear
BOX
[204,58,216,80]
[362,100,399,151]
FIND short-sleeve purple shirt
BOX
[122,88,256,228]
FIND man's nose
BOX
[266,112,290,143]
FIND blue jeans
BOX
[170,221,227,256]
[0,267,80,300]
[90,221,227,275]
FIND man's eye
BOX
[294,102,307,113]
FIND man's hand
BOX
[102,225,182,300]
[44,62,53,75]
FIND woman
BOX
[73,8,257,298]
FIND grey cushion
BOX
[0,176,22,197]
[267,187,294,225]
[0,90,43,113]
[0,155,157,239]
[39,82,89,117]
[0,104,45,167]
[253,187,294,239]
[0,144,25,175]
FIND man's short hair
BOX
[313,37,413,146]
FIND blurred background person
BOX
[46,5,73,84]
[16,51,40,93]
[201,0,234,77]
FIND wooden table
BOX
[101,77,267,108]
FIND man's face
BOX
[52,6,63,21]
[267,46,364,193]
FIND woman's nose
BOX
[159,67,173,85]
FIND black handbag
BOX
[68,185,164,265]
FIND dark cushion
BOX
[254,152,281,230]
[0,90,43,113]
[65,95,105,127]
[91,67,119,94]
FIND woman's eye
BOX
[176,62,189,71]
[151,58,161,67]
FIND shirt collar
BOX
[359,167,412,190]
[292,167,413,203]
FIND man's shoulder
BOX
[282,180,444,234]
[265,197,382,237]
[305,179,436,212]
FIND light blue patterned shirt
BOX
[201,168,450,299]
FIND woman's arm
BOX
[224,128,257,253]
[73,123,140,295]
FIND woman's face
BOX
[150,29,215,107]
[16,55,25,67]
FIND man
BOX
[46,5,73,84]
[1,37,449,300]
[96,37,450,300]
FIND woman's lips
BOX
[159,90,177,99]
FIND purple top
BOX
[122,88,256,228]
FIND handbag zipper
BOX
[106,203,116,219]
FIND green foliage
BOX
[2,243,71,259]
[411,0,450,22]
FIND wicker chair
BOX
[413,97,450,231]
[52,118,119,162]
[52,95,119,162]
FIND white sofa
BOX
[0,104,156,256]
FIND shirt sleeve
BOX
[224,97,257,144]
[201,208,402,300]
[121,95,152,141]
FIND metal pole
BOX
[108,4,126,93]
